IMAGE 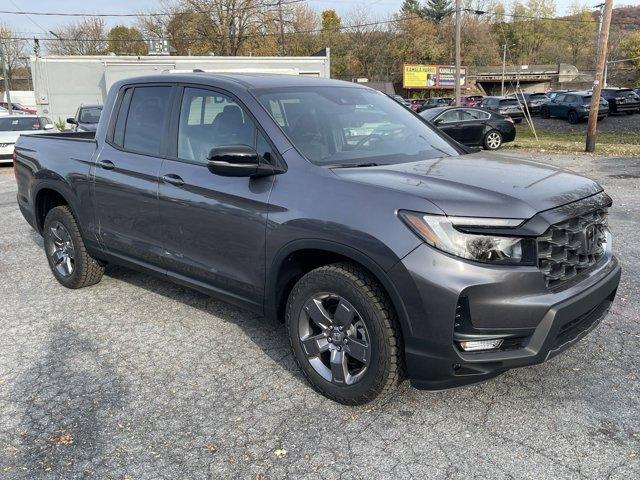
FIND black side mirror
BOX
[207,145,283,178]
[66,117,77,125]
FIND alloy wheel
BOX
[298,293,371,385]
[486,132,501,149]
[47,221,75,277]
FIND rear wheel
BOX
[43,206,104,289]
[285,263,403,405]
[568,110,579,124]
[483,130,503,150]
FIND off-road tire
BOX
[285,262,403,405]
[43,205,104,289]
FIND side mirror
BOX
[207,145,283,178]
[433,118,443,125]
[43,124,55,130]
[66,117,77,125]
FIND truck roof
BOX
[113,73,364,91]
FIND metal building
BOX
[30,52,331,122]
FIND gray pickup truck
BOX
[14,74,620,404]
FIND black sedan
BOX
[420,107,516,150]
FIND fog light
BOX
[458,339,503,352]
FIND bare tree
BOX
[48,17,108,55]
[0,24,27,87]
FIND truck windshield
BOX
[0,117,42,131]
[253,86,458,166]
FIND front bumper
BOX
[389,243,620,390]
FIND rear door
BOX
[157,86,276,309]
[93,84,175,270]
[458,108,489,145]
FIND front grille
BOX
[537,209,608,288]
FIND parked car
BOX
[408,98,427,112]
[546,90,569,101]
[479,96,524,123]
[600,87,640,115]
[67,104,103,132]
[0,102,37,115]
[459,95,484,107]
[418,97,453,112]
[14,75,620,404]
[540,91,609,124]
[508,92,549,114]
[0,115,56,164]
[387,94,410,107]
[420,106,515,150]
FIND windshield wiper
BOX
[326,162,381,169]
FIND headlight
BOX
[399,211,533,265]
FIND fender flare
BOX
[266,238,413,338]
[32,179,82,234]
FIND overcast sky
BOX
[4,0,640,36]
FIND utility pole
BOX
[586,0,613,153]
[0,40,12,114]
[454,0,461,106]
[594,3,605,60]
[278,0,286,56]
[501,43,507,97]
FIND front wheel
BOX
[483,130,503,150]
[285,263,403,405]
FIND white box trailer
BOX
[30,53,331,123]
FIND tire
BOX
[568,110,579,124]
[483,130,502,150]
[285,262,403,405]
[514,118,523,124]
[625,110,635,115]
[43,205,104,289]
[541,107,550,119]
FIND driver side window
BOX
[178,88,256,163]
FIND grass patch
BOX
[505,124,640,156]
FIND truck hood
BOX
[332,152,602,219]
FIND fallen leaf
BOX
[274,448,287,458]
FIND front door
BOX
[158,86,276,309]
[93,84,175,270]
[435,109,464,143]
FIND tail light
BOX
[13,148,18,180]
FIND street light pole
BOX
[454,0,461,106]
[501,43,507,97]
[586,0,613,153]
[0,41,12,114]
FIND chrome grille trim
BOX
[537,208,608,288]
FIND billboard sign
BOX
[403,64,467,89]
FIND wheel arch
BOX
[33,183,80,234]
[266,239,413,340]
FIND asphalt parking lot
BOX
[530,112,640,134]
[0,153,638,479]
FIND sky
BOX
[3,0,640,36]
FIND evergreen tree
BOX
[423,0,454,22]
[401,0,425,18]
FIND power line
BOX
[0,0,307,18]
[465,8,637,27]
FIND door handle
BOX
[96,159,115,170]
[161,174,184,187]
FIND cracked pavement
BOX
[0,152,638,479]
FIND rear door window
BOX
[123,86,173,156]
[460,109,490,121]
[177,87,256,163]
